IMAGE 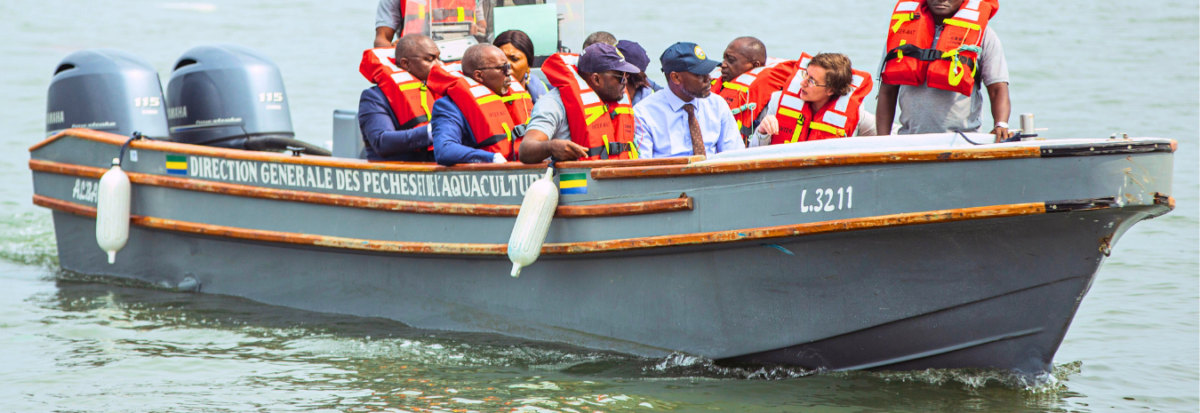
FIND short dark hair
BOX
[493,30,535,62]
[461,44,497,75]
[731,36,767,64]
[395,34,434,61]
[582,31,617,49]
[809,53,854,97]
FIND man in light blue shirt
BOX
[634,42,744,158]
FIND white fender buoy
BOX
[507,167,559,277]
[96,158,131,264]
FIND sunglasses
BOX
[478,62,512,74]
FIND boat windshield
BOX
[400,0,584,62]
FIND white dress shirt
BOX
[633,88,745,158]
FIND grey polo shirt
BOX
[376,0,401,29]
[525,89,573,141]
[891,26,1009,134]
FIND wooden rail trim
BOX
[29,159,693,218]
[30,128,692,172]
[591,147,1045,179]
[34,194,1050,256]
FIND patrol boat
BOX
[29,25,1176,380]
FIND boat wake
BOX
[0,211,57,268]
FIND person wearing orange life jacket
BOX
[374,0,489,48]
[710,37,798,141]
[428,44,531,165]
[875,0,1013,141]
[518,43,641,164]
[749,53,878,146]
[357,35,440,162]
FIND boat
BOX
[29,0,1176,380]
[29,126,1175,378]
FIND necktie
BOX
[682,103,706,156]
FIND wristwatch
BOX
[994,121,1009,129]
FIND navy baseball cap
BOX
[578,43,640,74]
[615,40,650,72]
[660,42,719,75]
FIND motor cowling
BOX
[46,49,169,138]
[166,45,329,155]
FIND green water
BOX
[1,0,1197,411]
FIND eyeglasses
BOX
[478,62,512,74]
[601,71,628,84]
[801,73,827,88]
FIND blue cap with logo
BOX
[578,43,640,74]
[660,42,719,75]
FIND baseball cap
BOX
[577,43,640,74]
[660,42,719,75]
[615,40,650,72]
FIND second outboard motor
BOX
[46,49,169,138]
[166,44,329,155]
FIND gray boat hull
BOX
[31,129,1176,377]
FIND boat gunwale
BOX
[32,194,1174,257]
[591,140,1176,180]
[28,159,694,218]
[30,129,1175,179]
[28,128,698,171]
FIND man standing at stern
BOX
[875,0,1013,141]
[634,42,745,158]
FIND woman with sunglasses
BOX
[493,30,549,104]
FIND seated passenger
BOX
[582,31,617,49]
[518,43,641,163]
[357,34,439,162]
[494,30,549,104]
[615,40,663,106]
[633,42,745,158]
[749,53,876,147]
[428,44,532,165]
[713,36,798,140]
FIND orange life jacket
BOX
[771,57,874,144]
[541,53,638,160]
[400,0,477,37]
[711,57,798,140]
[426,65,521,160]
[881,0,998,96]
[359,48,433,131]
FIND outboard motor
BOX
[46,49,169,138]
[166,44,330,155]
